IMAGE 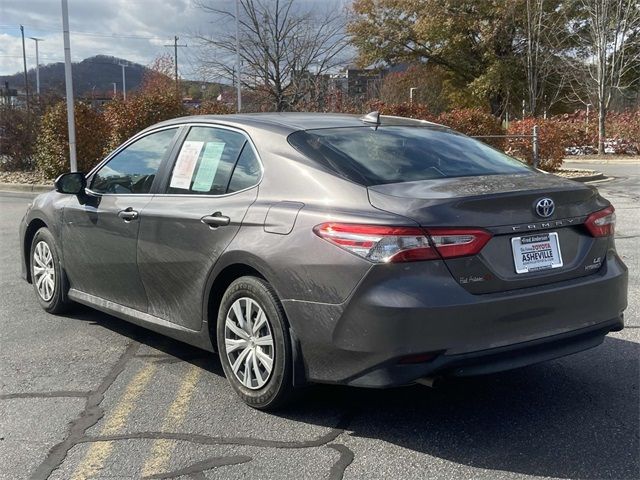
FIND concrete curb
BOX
[564,172,606,183]
[563,157,640,165]
[0,182,52,193]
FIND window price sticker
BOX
[192,142,226,192]
[170,141,204,189]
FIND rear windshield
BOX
[288,126,530,186]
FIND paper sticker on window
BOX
[192,142,225,192]
[170,141,204,189]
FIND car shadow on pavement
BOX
[67,305,639,480]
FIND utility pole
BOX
[235,0,242,112]
[119,63,127,100]
[164,36,187,90]
[20,25,30,110]
[61,0,77,171]
[29,37,43,95]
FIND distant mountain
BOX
[0,55,149,97]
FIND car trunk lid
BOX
[368,172,612,293]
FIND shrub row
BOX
[363,102,639,171]
[7,93,638,179]
[34,85,232,178]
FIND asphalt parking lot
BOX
[1,161,638,480]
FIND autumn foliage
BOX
[35,101,110,178]
[103,58,187,152]
[505,118,569,171]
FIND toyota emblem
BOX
[535,198,555,218]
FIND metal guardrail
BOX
[473,125,540,168]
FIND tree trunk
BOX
[489,93,504,118]
[598,102,606,155]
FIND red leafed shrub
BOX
[102,60,187,153]
[103,91,186,154]
[365,100,437,122]
[0,105,36,171]
[506,118,571,171]
[551,111,597,155]
[194,100,233,115]
[606,110,640,154]
[436,108,504,149]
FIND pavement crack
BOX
[142,455,251,479]
[30,341,140,480]
[79,428,342,449]
[326,444,355,480]
[0,391,88,400]
[76,408,357,451]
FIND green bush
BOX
[35,101,109,178]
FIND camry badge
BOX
[535,198,555,218]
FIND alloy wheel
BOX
[33,241,55,302]
[224,297,275,390]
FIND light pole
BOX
[112,82,117,98]
[409,87,417,104]
[61,0,77,171]
[120,63,127,100]
[29,37,44,95]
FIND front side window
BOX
[288,126,531,186]
[91,128,178,194]
[167,126,252,195]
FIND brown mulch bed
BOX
[0,171,54,185]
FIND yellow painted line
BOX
[141,364,203,477]
[72,362,157,480]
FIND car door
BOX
[61,127,180,312]
[137,125,262,330]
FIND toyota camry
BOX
[20,112,628,409]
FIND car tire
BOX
[217,276,295,410]
[30,227,72,314]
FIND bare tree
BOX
[194,0,349,111]
[522,0,568,116]
[561,0,640,153]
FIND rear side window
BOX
[167,126,247,195]
[288,126,530,186]
[228,144,261,193]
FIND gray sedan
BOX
[19,113,628,409]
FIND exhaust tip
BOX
[415,376,440,388]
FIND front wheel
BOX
[216,276,295,410]
[30,227,72,314]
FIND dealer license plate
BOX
[511,232,563,274]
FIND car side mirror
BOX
[54,172,86,195]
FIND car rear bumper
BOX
[283,251,628,387]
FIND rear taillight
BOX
[313,223,491,263]
[426,228,493,259]
[584,206,615,237]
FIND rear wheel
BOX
[30,227,72,314]
[217,276,294,409]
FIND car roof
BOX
[150,112,445,135]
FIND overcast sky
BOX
[2,0,332,79]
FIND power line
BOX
[0,24,186,41]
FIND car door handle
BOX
[201,212,230,227]
[117,208,139,221]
